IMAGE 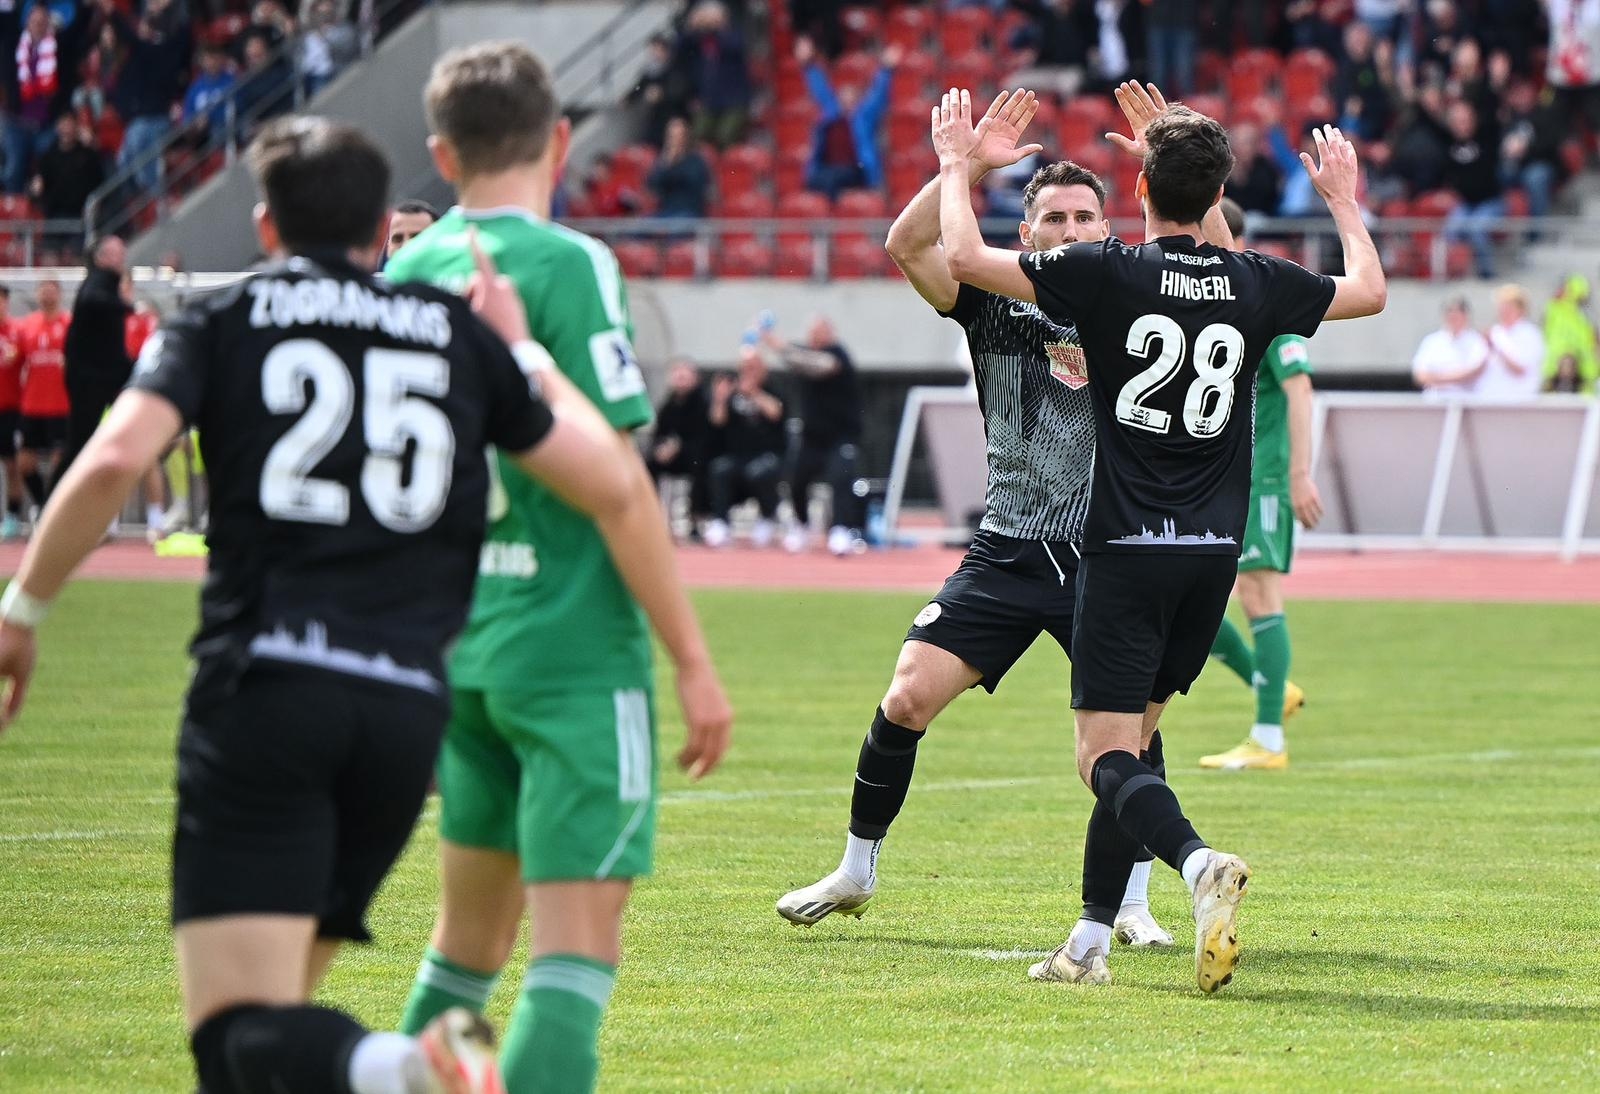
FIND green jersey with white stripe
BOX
[1252,334,1313,490]
[385,207,654,691]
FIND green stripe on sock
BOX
[504,954,618,1094]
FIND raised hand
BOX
[972,88,1047,175]
[1105,80,1169,160]
[1299,124,1360,205]
[931,87,980,168]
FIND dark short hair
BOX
[1143,105,1234,225]
[394,198,439,220]
[249,116,390,252]
[425,41,559,177]
[1219,196,1245,241]
[1022,160,1107,219]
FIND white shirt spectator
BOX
[1478,318,1547,399]
[1413,326,1490,398]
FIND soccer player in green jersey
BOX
[1199,197,1324,771]
[385,43,734,1092]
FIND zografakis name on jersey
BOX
[248,278,453,349]
[1159,270,1236,302]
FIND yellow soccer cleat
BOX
[1191,852,1251,994]
[1282,681,1306,722]
[1199,739,1289,770]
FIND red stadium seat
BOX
[776,149,811,197]
[831,234,891,278]
[890,49,936,102]
[1412,190,1461,218]
[1283,49,1335,103]
[834,189,887,219]
[662,241,700,279]
[941,52,994,97]
[1234,47,1284,84]
[772,105,817,160]
[839,5,882,51]
[778,191,830,220]
[0,195,41,221]
[939,7,991,56]
[1288,94,1336,134]
[718,143,773,195]
[775,236,818,279]
[1180,94,1227,123]
[886,5,933,51]
[1503,187,1531,219]
[612,241,662,279]
[717,189,775,221]
[888,103,929,155]
[609,145,656,193]
[715,238,774,277]
[1194,50,1229,94]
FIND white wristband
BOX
[511,340,556,376]
[0,582,50,629]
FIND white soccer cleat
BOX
[1113,904,1175,948]
[1191,851,1251,994]
[776,868,874,925]
[783,526,808,553]
[1028,942,1111,985]
[412,1007,505,1094]
[703,519,731,549]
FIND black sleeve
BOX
[1257,253,1338,339]
[126,303,211,424]
[1018,240,1104,325]
[937,282,986,325]
[469,316,556,455]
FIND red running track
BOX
[5,541,1600,604]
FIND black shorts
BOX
[0,409,17,458]
[171,664,448,942]
[904,530,1079,692]
[19,414,67,451]
[1070,552,1238,713]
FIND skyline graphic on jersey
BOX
[1111,518,1238,546]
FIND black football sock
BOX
[1081,794,1144,926]
[191,1003,368,1094]
[1131,729,1165,867]
[22,470,45,509]
[1090,749,1207,873]
[847,706,924,841]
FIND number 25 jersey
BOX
[1019,236,1334,555]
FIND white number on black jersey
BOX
[1115,314,1245,439]
[260,339,457,531]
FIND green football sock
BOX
[502,954,616,1094]
[1250,613,1290,729]
[398,947,500,1036]
[1209,617,1255,685]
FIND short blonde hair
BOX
[1494,284,1529,312]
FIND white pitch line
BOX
[0,828,163,844]
[963,948,1053,961]
[660,776,1050,805]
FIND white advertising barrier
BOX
[886,388,1600,560]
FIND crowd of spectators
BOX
[1408,275,1600,396]
[0,0,369,261]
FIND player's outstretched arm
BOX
[887,88,1044,311]
[1105,80,1235,249]
[0,389,180,728]
[1300,125,1387,320]
[935,88,1039,303]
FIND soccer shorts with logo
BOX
[172,664,446,942]
[438,686,657,882]
[903,529,1078,692]
[1238,490,1294,574]
[1070,553,1238,713]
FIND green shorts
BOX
[437,685,657,882]
[1238,490,1294,574]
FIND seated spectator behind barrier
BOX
[676,0,752,148]
[647,117,712,218]
[1500,80,1565,226]
[1006,0,1094,100]
[705,346,786,548]
[800,35,896,201]
[1413,296,1490,397]
[31,114,104,254]
[300,0,359,98]
[1479,283,1546,400]
[761,314,865,556]
[581,153,642,217]
[183,44,237,144]
[647,356,715,535]
[1439,98,1506,279]
[1543,274,1599,394]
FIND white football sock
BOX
[347,1032,421,1094]
[1249,723,1285,752]
[1180,847,1213,894]
[1121,859,1153,908]
[840,833,880,887]
[1066,916,1113,962]
[146,503,164,531]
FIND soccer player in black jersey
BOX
[778,88,1226,946]
[0,118,711,1093]
[936,90,1386,991]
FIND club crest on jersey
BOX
[1046,342,1088,389]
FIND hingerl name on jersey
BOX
[1160,270,1236,302]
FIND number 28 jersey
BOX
[129,253,555,699]
[1019,236,1334,555]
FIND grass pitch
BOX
[2,580,1598,1091]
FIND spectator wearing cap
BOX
[799,35,896,201]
